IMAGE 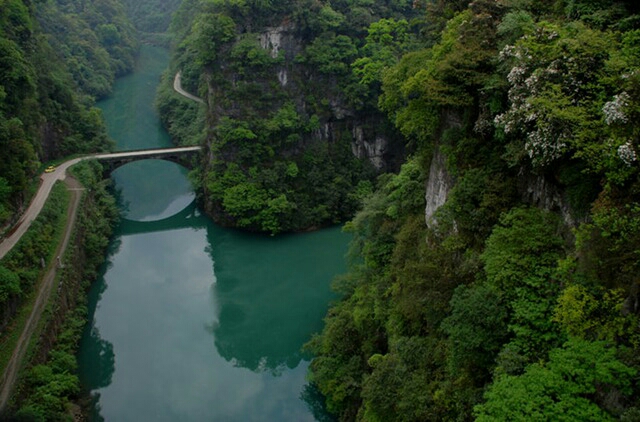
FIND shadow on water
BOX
[301,384,338,422]
[203,225,341,420]
[77,247,116,422]
[80,203,340,421]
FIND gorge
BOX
[1,0,640,421]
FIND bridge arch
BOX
[92,146,202,176]
[118,200,205,236]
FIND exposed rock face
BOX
[351,127,387,171]
[519,172,577,227]
[248,24,403,171]
[199,21,408,230]
[425,147,453,228]
[259,26,285,58]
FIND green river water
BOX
[77,45,347,421]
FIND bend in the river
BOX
[77,44,346,422]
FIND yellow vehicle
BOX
[44,165,56,173]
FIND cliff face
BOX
[193,20,406,233]
[160,0,420,233]
[206,23,403,171]
[424,147,452,228]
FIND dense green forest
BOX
[121,0,180,34]
[121,0,181,45]
[308,1,640,420]
[161,0,416,234]
[0,0,136,228]
[163,0,640,420]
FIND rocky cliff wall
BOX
[205,22,404,172]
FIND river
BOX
[77,45,347,421]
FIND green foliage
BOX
[185,12,236,67]
[162,0,416,234]
[476,338,636,421]
[494,19,640,176]
[0,177,10,220]
[442,284,509,381]
[156,70,206,146]
[380,5,499,145]
[0,183,68,319]
[308,303,368,419]
[305,34,358,75]
[35,0,138,97]
[554,284,637,342]
[440,167,517,247]
[0,264,20,303]
[483,207,565,361]
[352,18,413,86]
[497,10,535,45]
[0,0,130,224]
[566,194,640,312]
[166,0,640,419]
[11,161,118,420]
[122,0,181,35]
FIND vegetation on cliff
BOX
[160,0,417,233]
[157,0,640,417]
[306,0,640,420]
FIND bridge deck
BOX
[93,146,202,160]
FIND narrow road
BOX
[173,71,205,104]
[0,176,84,412]
[0,158,82,261]
[0,147,200,261]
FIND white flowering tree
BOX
[494,21,640,184]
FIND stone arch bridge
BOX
[93,146,202,175]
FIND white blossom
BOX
[507,66,527,84]
[524,73,539,92]
[618,141,637,165]
[603,92,630,125]
[525,125,566,165]
[474,114,492,135]
[499,44,515,61]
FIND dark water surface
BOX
[77,45,347,421]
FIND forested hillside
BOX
[308,0,640,420]
[0,0,136,228]
[121,0,181,45]
[162,0,640,420]
[161,0,416,233]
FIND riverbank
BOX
[0,177,82,412]
[1,161,118,420]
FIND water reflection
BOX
[80,205,345,421]
[111,159,195,222]
[206,228,344,374]
[118,200,203,236]
[301,384,338,422]
[78,260,116,392]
